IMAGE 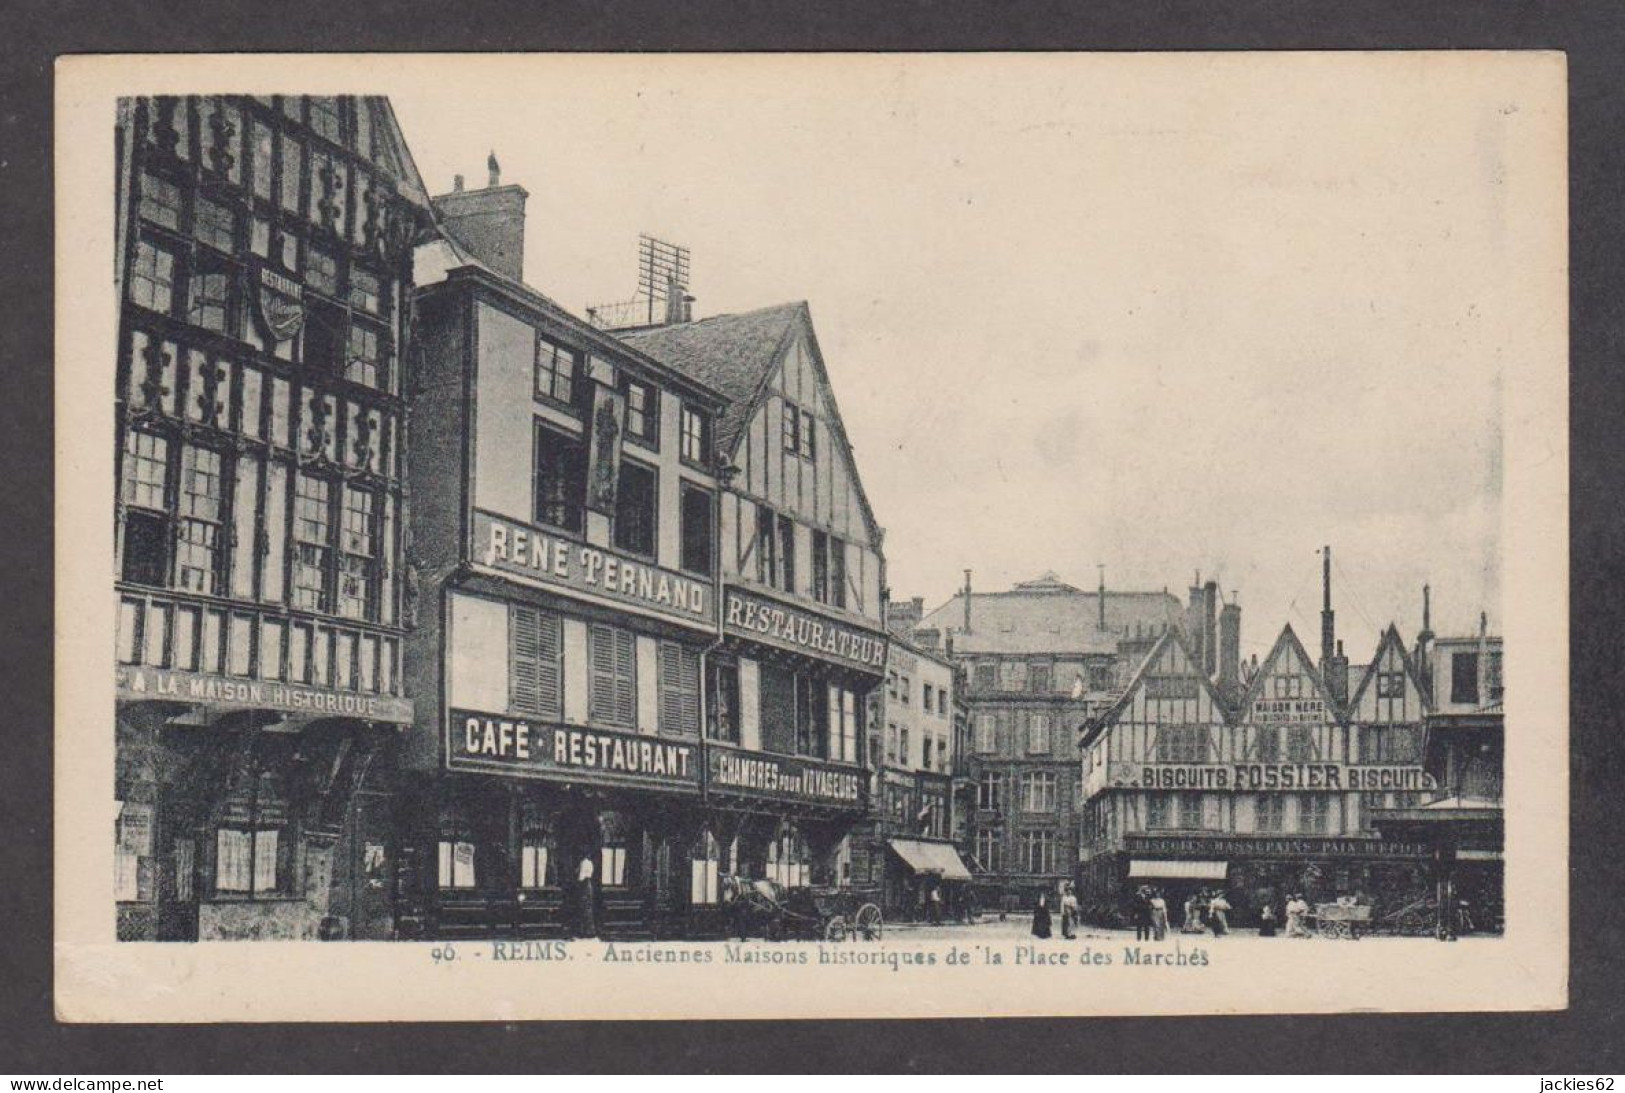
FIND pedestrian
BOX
[1258,901,1278,938]
[1132,886,1152,942]
[1061,883,1079,939]
[1182,891,1206,934]
[928,884,944,926]
[1208,891,1231,937]
[1286,892,1311,938]
[1150,888,1169,941]
[574,851,598,939]
[1031,893,1052,939]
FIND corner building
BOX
[112,97,435,939]
[399,169,730,940]
[621,303,889,905]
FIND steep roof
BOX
[617,302,806,453]
[920,577,1184,656]
[1345,623,1428,714]
[1084,627,1228,742]
[1235,622,1340,721]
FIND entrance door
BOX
[335,789,395,940]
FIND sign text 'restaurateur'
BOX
[723,588,886,670]
[449,708,700,789]
[475,510,715,626]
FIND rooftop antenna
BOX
[586,233,692,329]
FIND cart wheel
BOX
[853,903,884,941]
[824,916,848,942]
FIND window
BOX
[1299,794,1330,834]
[921,733,933,769]
[520,832,554,889]
[612,460,657,557]
[801,409,816,460]
[690,830,722,906]
[887,671,897,698]
[292,473,332,612]
[138,172,182,229]
[1029,662,1052,694]
[337,486,376,620]
[680,405,708,465]
[533,424,585,533]
[1147,793,1173,830]
[678,483,713,578]
[1256,795,1284,833]
[175,446,224,594]
[829,685,860,763]
[346,324,384,389]
[1090,665,1116,691]
[1376,670,1406,699]
[776,514,796,593]
[1253,726,1280,762]
[1363,725,1420,764]
[187,266,230,333]
[193,197,235,252]
[898,727,909,768]
[828,535,846,609]
[999,661,1027,691]
[936,737,948,773]
[1019,830,1055,874]
[305,247,338,296]
[623,379,658,447]
[975,713,997,754]
[658,641,702,737]
[766,826,809,889]
[900,675,911,705]
[279,134,303,213]
[215,757,290,897]
[1272,674,1306,699]
[588,624,637,729]
[811,530,831,604]
[1022,770,1057,812]
[437,840,477,889]
[705,659,740,743]
[974,828,1001,873]
[351,98,373,157]
[1451,652,1480,705]
[921,684,932,714]
[1487,649,1504,704]
[121,429,170,511]
[976,770,1004,811]
[1026,712,1052,754]
[1156,724,1209,763]
[755,505,777,586]
[534,335,579,407]
[349,268,382,314]
[1285,725,1316,762]
[250,119,274,200]
[503,604,563,718]
[1176,794,1205,829]
[129,240,176,314]
[782,401,800,454]
[974,663,996,690]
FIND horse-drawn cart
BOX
[724,878,884,941]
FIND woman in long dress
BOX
[1149,889,1169,941]
[1031,893,1053,939]
[1258,901,1278,938]
[1286,893,1311,938]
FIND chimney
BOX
[1320,545,1336,671]
[1219,595,1242,697]
[1186,571,1206,667]
[1097,565,1107,631]
[663,275,695,325]
[963,570,973,634]
[1203,579,1219,676]
[1326,637,1350,707]
[1415,583,1435,696]
[431,152,529,282]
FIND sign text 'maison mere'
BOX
[475,510,714,626]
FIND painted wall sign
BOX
[723,586,887,672]
[707,743,866,807]
[1131,763,1435,792]
[447,708,701,791]
[116,666,413,723]
[1248,697,1329,724]
[1124,834,1430,859]
[473,509,716,626]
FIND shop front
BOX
[115,663,414,941]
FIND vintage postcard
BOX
[55,52,1568,1021]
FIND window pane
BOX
[228,615,253,676]
[259,620,284,681]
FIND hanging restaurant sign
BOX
[723,585,888,672]
[448,708,701,792]
[254,265,307,342]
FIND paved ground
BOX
[880,917,1493,943]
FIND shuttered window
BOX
[657,641,702,737]
[588,624,637,729]
[509,606,562,717]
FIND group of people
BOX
[1129,886,1171,941]
[1030,883,1081,939]
[1256,893,1313,937]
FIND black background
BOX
[3,0,1622,1073]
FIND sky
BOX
[384,53,1554,659]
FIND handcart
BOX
[1310,900,1372,940]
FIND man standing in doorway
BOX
[575,851,598,938]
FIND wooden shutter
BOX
[614,628,637,728]
[658,641,701,737]
[509,605,561,717]
[588,624,617,725]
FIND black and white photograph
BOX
[54,51,1567,1022]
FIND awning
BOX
[1128,859,1228,881]
[888,839,973,881]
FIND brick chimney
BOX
[432,152,528,282]
[1219,595,1241,698]
[1202,579,1219,676]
